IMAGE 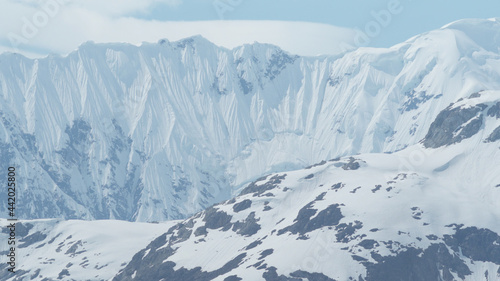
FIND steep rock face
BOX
[423,104,486,148]
[2,19,500,221]
[422,92,500,148]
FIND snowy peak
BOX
[440,18,500,53]
[114,138,500,280]
[1,19,500,222]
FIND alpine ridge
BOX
[1,18,500,281]
[1,18,500,223]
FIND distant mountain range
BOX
[1,18,500,281]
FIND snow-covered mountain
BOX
[1,18,500,281]
[0,219,178,281]
[2,18,500,223]
[112,90,500,280]
[5,90,500,280]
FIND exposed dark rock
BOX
[469,92,482,98]
[265,50,298,80]
[257,264,269,270]
[401,90,434,112]
[486,125,500,142]
[445,223,464,230]
[232,212,261,236]
[443,227,500,263]
[263,267,301,281]
[305,160,327,169]
[184,219,195,228]
[290,270,337,281]
[239,74,253,95]
[336,221,364,243]
[245,240,262,250]
[168,223,194,243]
[423,104,486,148]
[57,269,70,279]
[224,275,242,281]
[117,252,246,281]
[426,235,438,241]
[412,212,423,220]
[359,240,379,250]
[487,102,500,118]
[350,187,362,193]
[352,255,369,262]
[315,192,327,201]
[262,267,337,281]
[1,222,33,236]
[18,231,47,248]
[204,207,233,230]
[371,185,382,193]
[48,233,61,244]
[233,199,252,213]
[342,157,361,170]
[240,174,287,196]
[364,243,471,281]
[278,203,343,236]
[332,183,344,191]
[31,268,41,279]
[116,226,246,281]
[65,240,85,255]
[194,226,208,237]
[259,249,274,260]
[362,227,500,281]
[305,174,314,180]
[253,260,264,268]
[16,223,33,237]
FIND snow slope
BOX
[0,219,178,281]
[114,92,500,280]
[1,18,500,222]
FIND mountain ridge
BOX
[1,18,500,222]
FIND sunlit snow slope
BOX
[1,18,500,221]
[114,91,500,280]
[0,219,178,281]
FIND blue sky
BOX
[146,0,499,47]
[1,0,498,57]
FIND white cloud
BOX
[0,0,357,58]
[67,0,182,16]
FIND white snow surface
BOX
[114,127,500,280]
[1,18,500,222]
[0,219,178,281]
